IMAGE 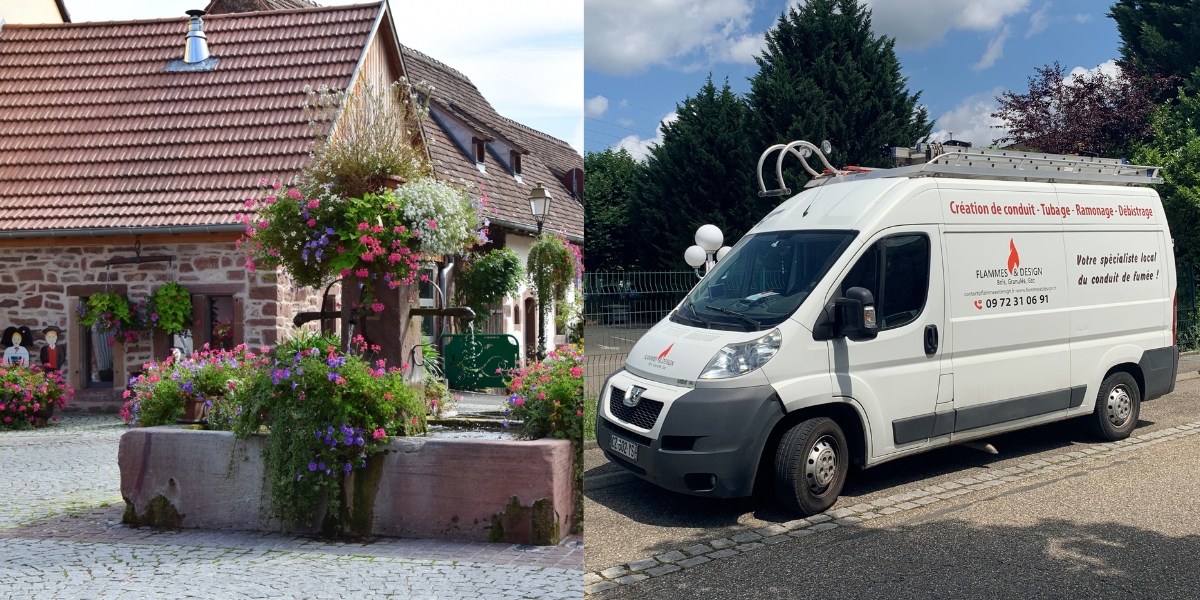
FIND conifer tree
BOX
[748,0,931,190]
[583,148,643,272]
[634,76,759,270]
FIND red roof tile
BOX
[0,3,381,233]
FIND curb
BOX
[583,420,1200,595]
[584,471,638,492]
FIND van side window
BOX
[840,234,929,330]
[879,235,930,329]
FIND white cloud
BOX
[1026,2,1050,38]
[1068,59,1120,81]
[616,118,634,127]
[585,95,610,118]
[927,87,1006,148]
[66,0,585,152]
[614,112,678,161]
[861,0,1029,48]
[619,99,630,108]
[972,24,1011,70]
[585,0,757,75]
[1075,13,1091,23]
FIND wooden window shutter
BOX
[232,297,245,347]
[322,294,336,336]
[191,294,209,348]
[512,151,522,174]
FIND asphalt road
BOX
[584,357,1200,589]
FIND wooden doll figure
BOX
[39,326,66,372]
[2,326,32,367]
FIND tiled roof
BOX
[0,3,381,232]
[399,46,584,240]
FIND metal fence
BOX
[1179,262,1199,352]
[583,271,696,397]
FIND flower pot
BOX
[379,174,407,190]
[33,402,55,428]
[176,397,208,425]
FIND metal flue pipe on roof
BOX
[183,10,210,63]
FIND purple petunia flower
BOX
[344,435,353,446]
[317,462,326,470]
[344,463,352,474]
[355,437,364,446]
[308,462,317,471]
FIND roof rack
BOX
[756,142,1164,196]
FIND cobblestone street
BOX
[0,415,582,599]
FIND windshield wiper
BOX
[705,305,761,330]
[686,299,713,328]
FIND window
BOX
[208,296,235,350]
[513,302,520,325]
[680,230,856,329]
[839,234,930,330]
[472,137,486,163]
[511,151,522,175]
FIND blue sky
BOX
[62,0,584,153]
[585,0,1122,159]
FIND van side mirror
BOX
[835,287,879,341]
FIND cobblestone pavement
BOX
[0,414,583,599]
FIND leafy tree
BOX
[1110,0,1200,90]
[747,0,932,191]
[993,62,1160,158]
[583,148,642,272]
[1133,90,1200,266]
[635,76,760,271]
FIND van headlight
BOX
[699,329,782,379]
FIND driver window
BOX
[838,234,929,331]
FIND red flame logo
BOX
[1007,239,1020,274]
[658,344,675,360]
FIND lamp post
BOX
[685,224,732,278]
[529,182,552,360]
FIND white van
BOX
[596,143,1179,515]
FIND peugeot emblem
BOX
[623,386,646,408]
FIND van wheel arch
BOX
[756,402,867,493]
[1103,363,1145,402]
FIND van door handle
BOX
[924,325,939,355]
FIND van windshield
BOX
[674,230,856,330]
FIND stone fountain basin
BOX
[118,427,574,545]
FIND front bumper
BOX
[595,372,784,498]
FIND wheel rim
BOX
[805,435,838,494]
[1106,384,1134,428]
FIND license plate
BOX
[609,434,640,462]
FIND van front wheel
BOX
[774,417,848,515]
[1087,372,1141,441]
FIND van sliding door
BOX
[942,183,1072,435]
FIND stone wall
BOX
[0,235,331,411]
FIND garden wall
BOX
[118,427,575,545]
[0,234,327,411]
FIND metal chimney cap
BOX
[183,9,210,64]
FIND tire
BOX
[1087,371,1141,441]
[774,417,849,515]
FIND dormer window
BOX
[472,137,486,164]
[511,151,522,175]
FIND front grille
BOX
[600,417,653,446]
[608,386,664,430]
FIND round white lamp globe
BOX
[716,246,732,262]
[695,224,723,252]
[684,245,707,268]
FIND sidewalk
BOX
[0,414,582,599]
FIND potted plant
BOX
[146,281,193,335]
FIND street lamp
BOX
[529,181,552,235]
[529,182,553,360]
[685,224,732,278]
